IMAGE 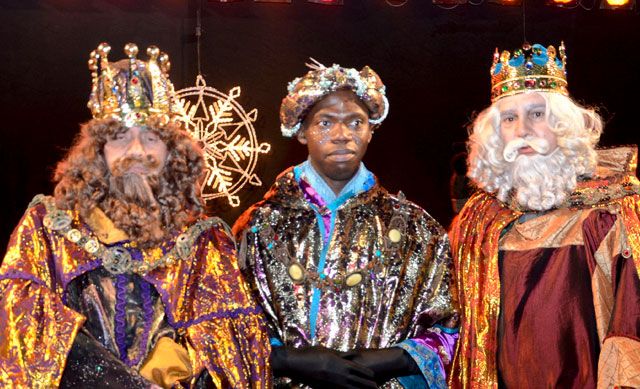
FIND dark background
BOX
[1,0,638,253]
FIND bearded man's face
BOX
[497,92,558,161]
[495,92,577,211]
[467,91,601,212]
[100,125,169,243]
[104,126,168,177]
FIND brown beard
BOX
[101,156,166,246]
[54,117,207,250]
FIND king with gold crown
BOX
[448,42,640,388]
[0,43,271,388]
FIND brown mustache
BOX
[110,155,161,177]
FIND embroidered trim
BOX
[396,339,447,389]
[113,275,156,368]
[114,274,130,365]
[0,270,47,287]
[505,174,640,212]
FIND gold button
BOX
[84,238,100,254]
[288,263,305,282]
[388,229,401,243]
[345,272,363,287]
[66,229,82,243]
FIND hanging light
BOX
[600,0,635,8]
[546,0,578,7]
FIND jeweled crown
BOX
[88,42,178,127]
[490,42,568,102]
[280,60,388,137]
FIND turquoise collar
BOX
[294,159,374,205]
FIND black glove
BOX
[341,347,420,384]
[60,330,155,389]
[271,345,377,388]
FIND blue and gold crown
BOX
[87,42,179,127]
[490,42,568,102]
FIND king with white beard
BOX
[449,42,640,389]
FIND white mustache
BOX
[503,137,551,162]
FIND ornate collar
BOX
[31,195,220,276]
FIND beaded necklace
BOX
[33,194,221,275]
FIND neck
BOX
[308,161,355,195]
[325,177,351,195]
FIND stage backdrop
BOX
[1,0,638,253]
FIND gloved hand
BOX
[271,345,377,388]
[341,347,420,384]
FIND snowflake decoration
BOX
[175,75,271,207]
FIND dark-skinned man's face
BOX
[297,90,372,194]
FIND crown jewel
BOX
[490,42,568,102]
[87,42,178,127]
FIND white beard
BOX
[510,148,577,211]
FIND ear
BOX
[296,128,308,145]
[364,125,374,143]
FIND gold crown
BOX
[88,42,178,127]
[490,42,568,102]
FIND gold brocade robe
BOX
[449,146,640,389]
[0,197,271,388]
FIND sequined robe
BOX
[233,167,459,388]
[0,196,271,388]
[449,146,640,389]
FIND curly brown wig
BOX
[53,116,205,247]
